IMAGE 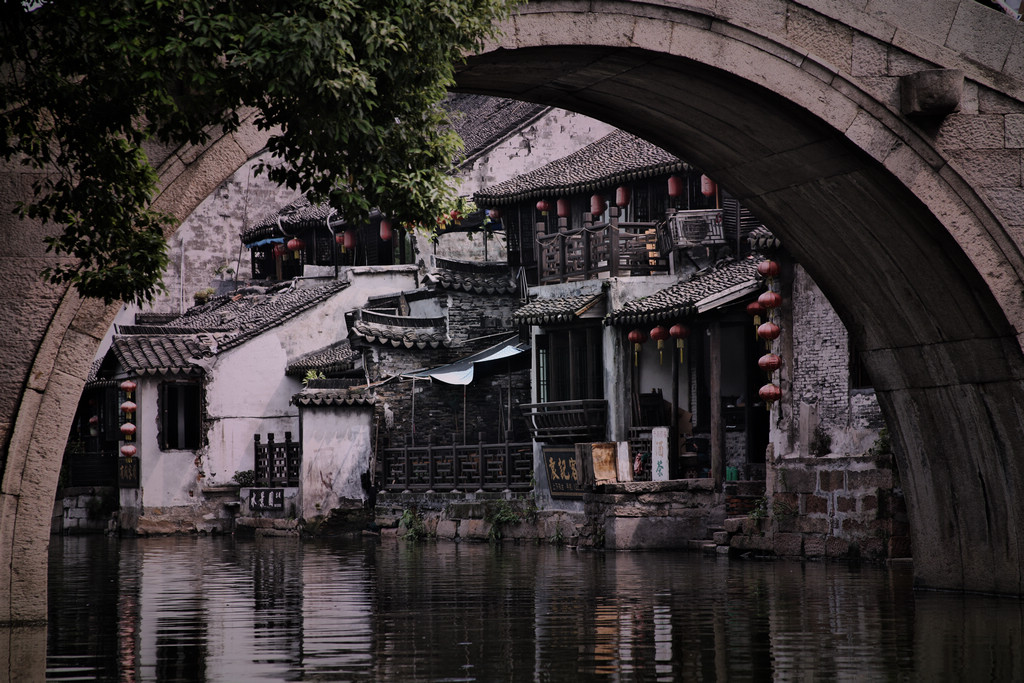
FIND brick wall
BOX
[759,263,906,559]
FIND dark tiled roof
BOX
[241,95,544,246]
[749,225,782,252]
[286,340,360,377]
[474,129,687,206]
[350,313,450,348]
[292,380,375,407]
[513,293,606,325]
[165,281,348,352]
[107,282,349,376]
[243,197,338,245]
[110,335,213,376]
[605,257,764,327]
[425,258,519,294]
[444,94,549,164]
[292,386,377,407]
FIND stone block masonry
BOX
[719,452,909,561]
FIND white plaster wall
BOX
[199,269,419,485]
[135,377,203,508]
[432,230,508,263]
[458,108,617,198]
[299,408,374,519]
[151,152,303,317]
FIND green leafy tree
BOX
[0,0,515,304]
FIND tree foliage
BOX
[0,0,515,304]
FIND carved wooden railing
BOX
[381,438,534,492]
[537,222,667,284]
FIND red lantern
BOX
[379,219,393,242]
[119,379,137,397]
[669,323,689,362]
[758,290,782,310]
[536,199,551,214]
[487,209,501,221]
[590,194,606,218]
[757,260,780,278]
[120,444,137,457]
[120,422,137,440]
[628,329,647,366]
[650,325,669,364]
[746,301,764,324]
[759,383,782,405]
[287,237,304,254]
[343,230,355,251]
[757,322,781,341]
[667,175,683,198]
[615,186,631,209]
[758,353,782,373]
[335,232,345,245]
[700,174,717,197]
[120,400,137,415]
[556,198,570,219]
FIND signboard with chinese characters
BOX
[543,446,584,498]
[118,456,140,488]
[651,426,670,481]
[249,488,284,510]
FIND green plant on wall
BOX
[302,370,326,386]
[485,498,536,542]
[400,508,428,542]
[233,470,256,487]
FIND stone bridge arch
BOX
[3,0,1024,624]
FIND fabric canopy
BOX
[404,335,529,385]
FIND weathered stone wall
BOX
[783,264,885,458]
[446,289,519,344]
[372,361,532,448]
[375,490,583,544]
[758,263,905,559]
[151,153,303,317]
[723,451,910,560]
[52,487,118,535]
[584,480,723,550]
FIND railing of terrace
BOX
[521,400,608,443]
[380,437,533,492]
[537,222,667,284]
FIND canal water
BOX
[46,535,1022,681]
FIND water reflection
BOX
[43,536,1024,681]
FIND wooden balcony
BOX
[522,400,608,443]
[537,222,667,284]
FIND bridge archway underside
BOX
[3,1,1024,627]
[456,1,1024,594]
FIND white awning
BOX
[403,335,529,386]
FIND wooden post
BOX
[402,435,412,493]
[504,432,513,491]
[671,338,680,479]
[609,220,620,277]
[710,321,724,490]
[451,432,461,493]
[478,432,486,492]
